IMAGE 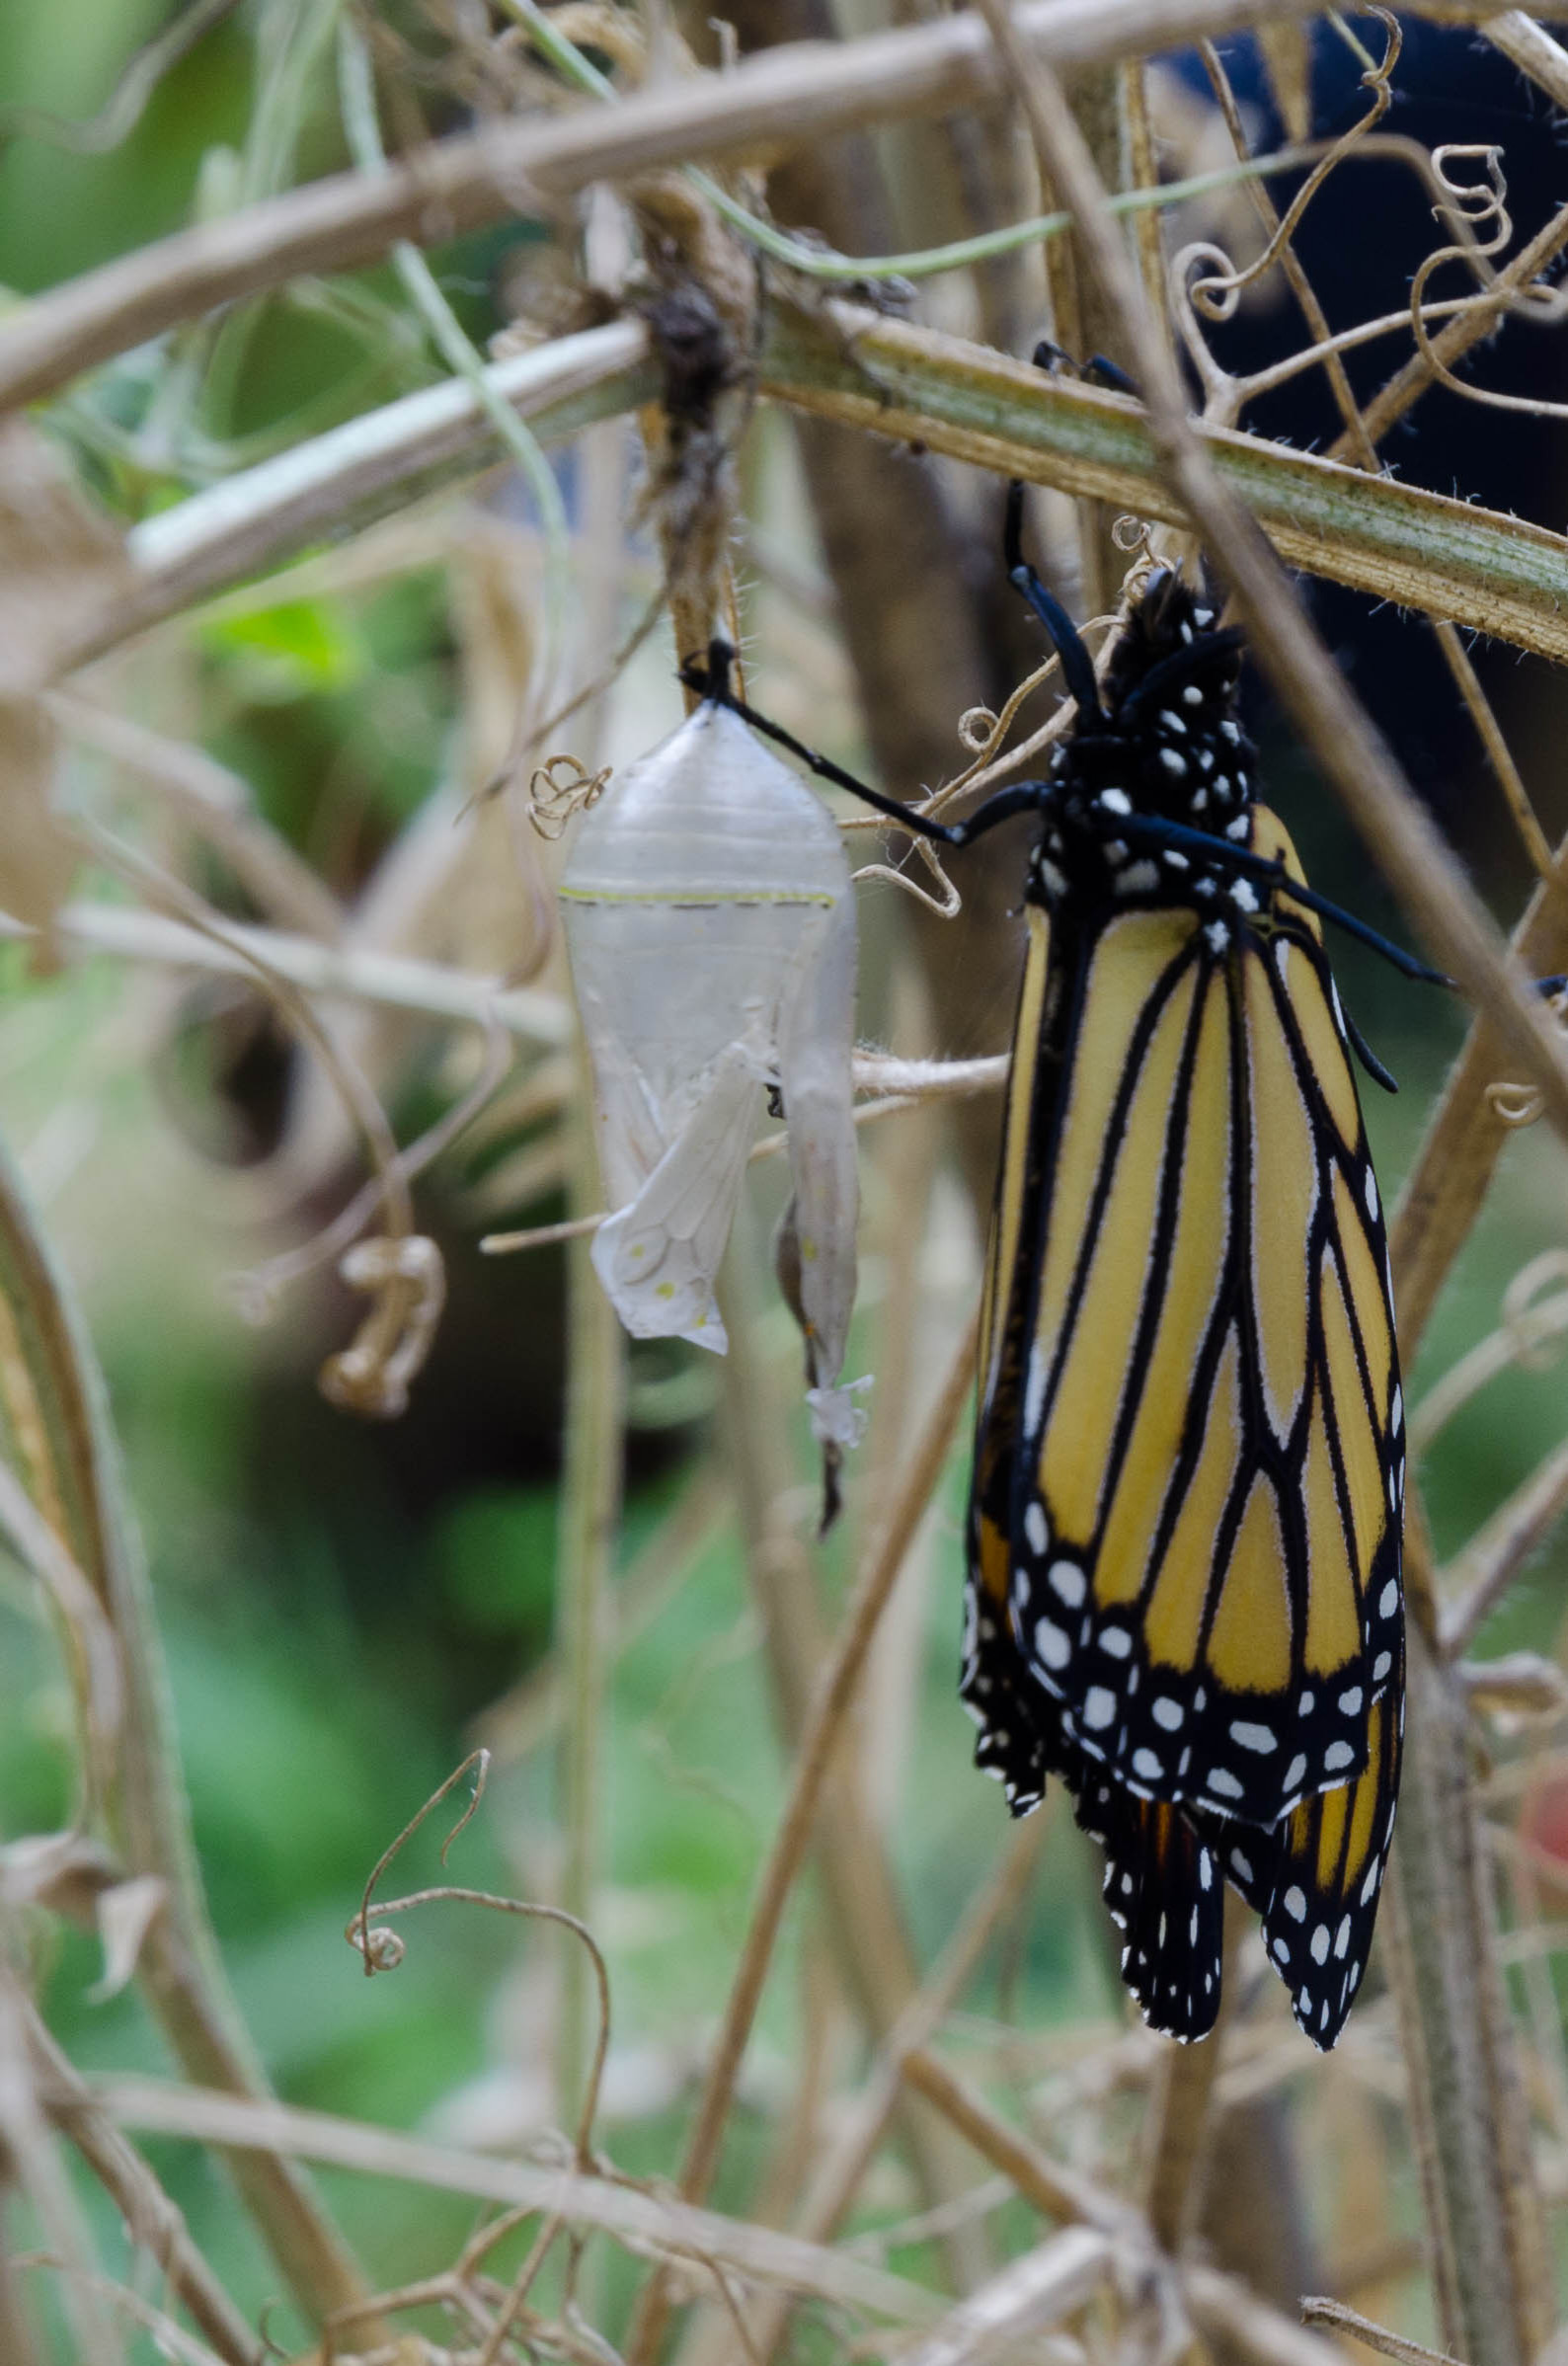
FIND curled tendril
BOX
[958,703,999,753]
[1185,10,1400,321]
[1112,513,1155,555]
[1409,147,1568,416]
[529,752,611,840]
[348,1750,612,2171]
[1484,988,1568,1128]
[847,835,962,919]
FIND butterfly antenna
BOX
[1003,481,1105,724]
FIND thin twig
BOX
[42,899,572,1045]
[95,2078,949,2329]
[1301,2295,1469,2366]
[1440,1434,1568,1658]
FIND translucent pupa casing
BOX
[560,700,858,1372]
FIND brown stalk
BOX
[1383,1541,1553,2366]
[623,1301,981,2365]
[1140,1896,1241,2254]
[1388,829,1568,1365]
[900,2046,1134,2237]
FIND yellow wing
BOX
[969,805,1403,1833]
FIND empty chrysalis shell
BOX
[560,699,860,1392]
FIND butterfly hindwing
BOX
[1081,1774,1224,2043]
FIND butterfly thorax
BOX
[1026,573,1259,932]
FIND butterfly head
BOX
[1031,572,1257,907]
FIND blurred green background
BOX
[3,4,1567,2357]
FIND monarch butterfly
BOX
[683,499,1415,2050]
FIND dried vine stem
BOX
[624,1302,980,2365]
[54,303,1568,677]
[1440,1434,1568,1658]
